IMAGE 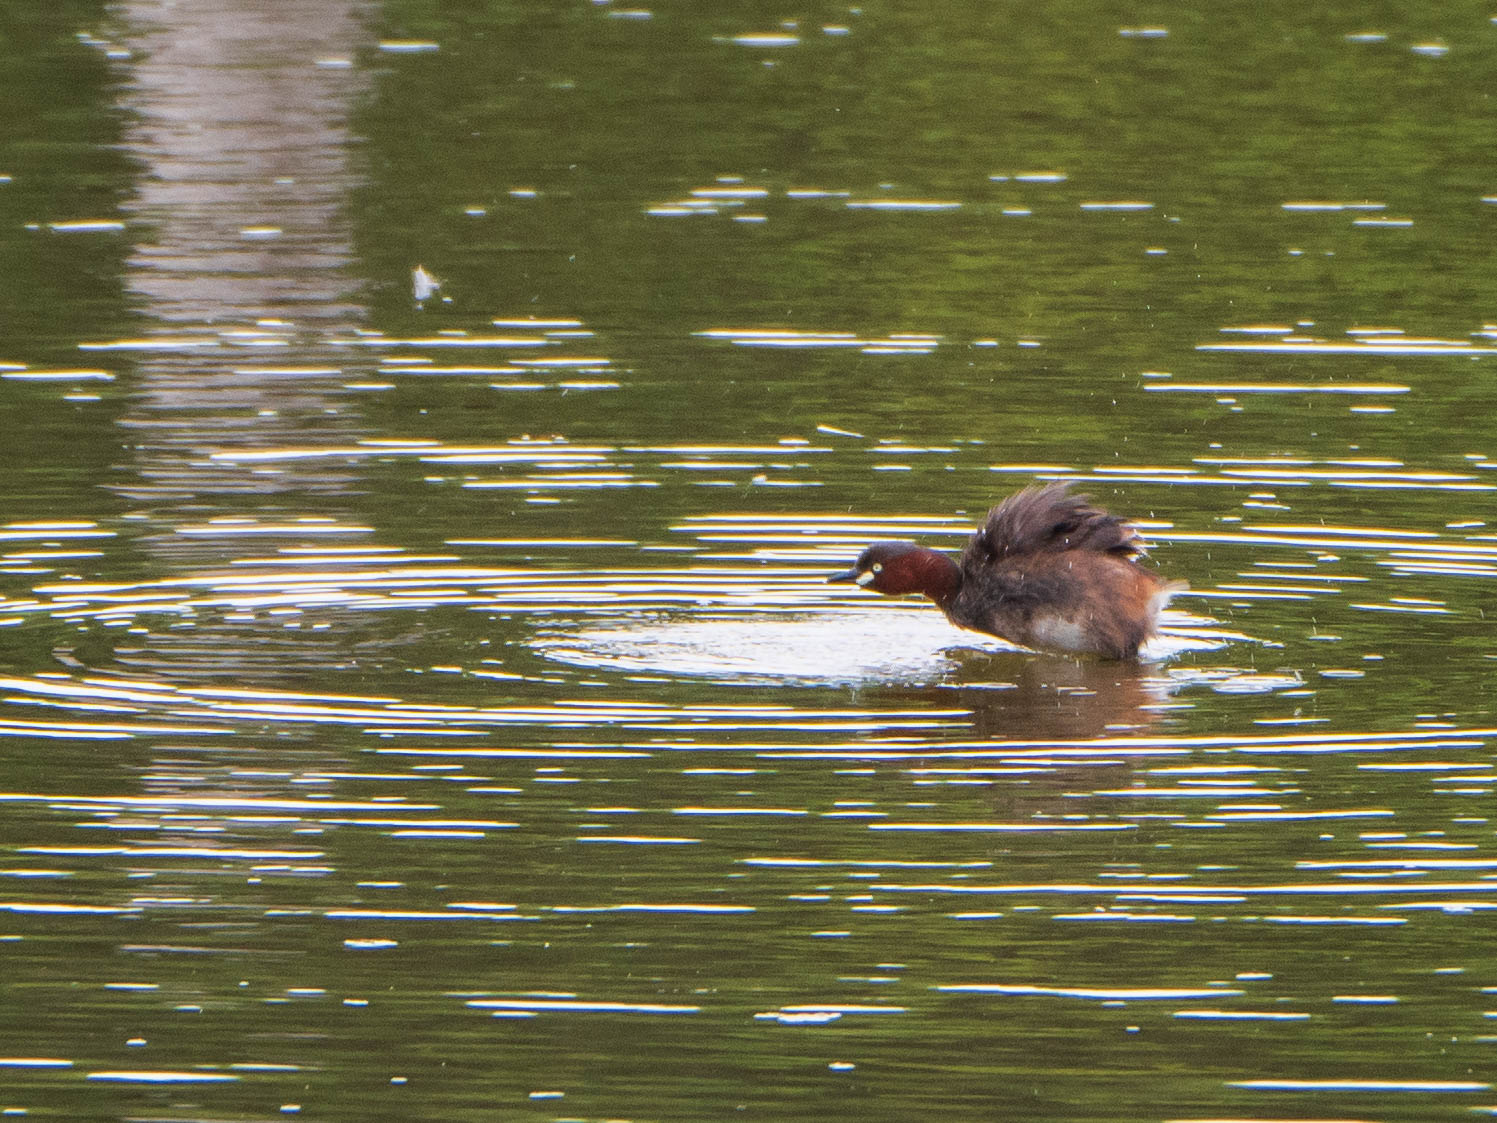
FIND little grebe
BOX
[829,483,1184,659]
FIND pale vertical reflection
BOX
[113,0,373,519]
[118,0,370,324]
[105,0,375,679]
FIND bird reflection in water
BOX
[876,647,1174,742]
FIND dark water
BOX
[2,2,1496,1120]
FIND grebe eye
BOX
[871,562,883,573]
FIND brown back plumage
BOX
[963,482,1145,565]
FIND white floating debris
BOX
[412,265,441,304]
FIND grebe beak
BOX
[827,566,861,584]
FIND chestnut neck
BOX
[901,547,963,608]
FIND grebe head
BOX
[828,541,959,600]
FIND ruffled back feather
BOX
[965,482,1145,563]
